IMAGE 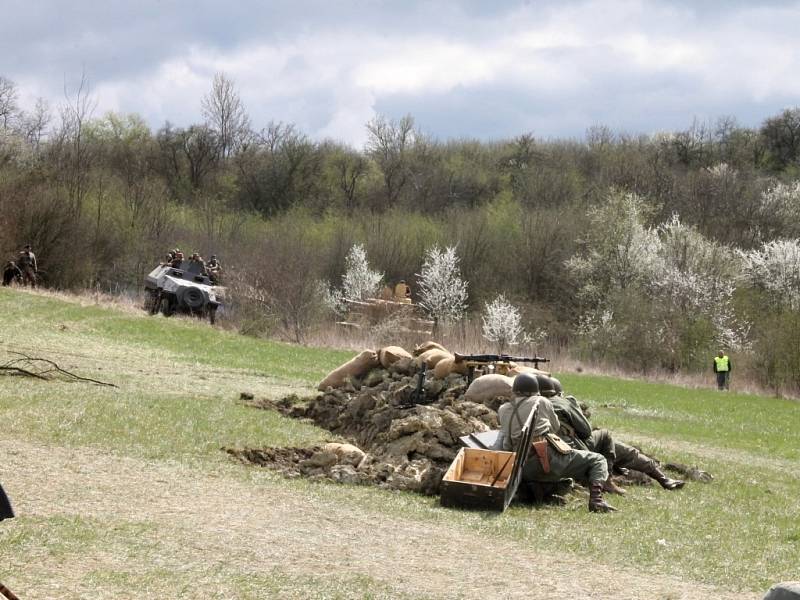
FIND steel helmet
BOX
[512,373,539,396]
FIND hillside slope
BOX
[0,288,797,599]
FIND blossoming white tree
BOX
[482,294,526,353]
[567,191,745,369]
[416,245,468,328]
[324,243,383,314]
[740,239,800,310]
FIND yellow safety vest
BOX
[714,356,730,372]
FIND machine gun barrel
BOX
[454,353,549,365]
[453,353,550,383]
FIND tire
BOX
[181,287,205,310]
[160,296,173,317]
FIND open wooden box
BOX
[440,412,534,512]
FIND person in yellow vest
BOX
[713,351,731,390]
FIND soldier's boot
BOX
[648,466,685,490]
[602,460,626,495]
[588,481,618,513]
[603,475,626,495]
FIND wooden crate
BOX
[440,448,517,511]
[440,409,535,512]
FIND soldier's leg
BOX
[586,429,616,464]
[553,449,617,512]
[615,441,685,490]
[586,430,625,495]
[523,448,616,512]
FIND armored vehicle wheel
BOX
[159,296,174,317]
[181,287,205,310]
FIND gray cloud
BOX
[2,0,800,145]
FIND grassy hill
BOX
[0,287,798,599]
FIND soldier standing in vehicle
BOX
[189,252,207,275]
[713,350,731,390]
[17,245,37,287]
[207,254,222,283]
[171,250,184,268]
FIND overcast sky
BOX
[3,0,800,146]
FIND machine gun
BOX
[453,353,550,384]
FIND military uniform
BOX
[16,250,37,286]
[2,262,22,286]
[550,394,683,490]
[498,395,609,485]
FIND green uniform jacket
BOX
[550,395,592,446]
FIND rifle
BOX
[453,353,550,384]
[401,364,428,408]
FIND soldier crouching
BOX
[496,373,617,512]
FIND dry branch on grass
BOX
[0,352,118,387]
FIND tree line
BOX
[3,72,800,392]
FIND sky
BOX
[2,0,800,147]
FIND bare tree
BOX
[331,146,367,213]
[53,72,98,217]
[201,72,250,159]
[21,98,51,150]
[366,114,415,205]
[0,76,19,130]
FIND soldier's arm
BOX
[567,397,593,438]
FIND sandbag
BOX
[506,365,551,377]
[416,349,451,369]
[413,341,448,356]
[379,346,413,368]
[318,350,380,391]
[322,442,367,467]
[432,356,469,379]
[463,374,514,403]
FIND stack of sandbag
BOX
[317,349,380,391]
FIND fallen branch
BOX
[1,352,118,388]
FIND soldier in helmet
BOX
[206,254,222,283]
[189,252,207,275]
[543,375,685,491]
[16,245,37,287]
[496,373,617,512]
[171,250,184,269]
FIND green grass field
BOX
[1,287,798,598]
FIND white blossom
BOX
[482,294,526,352]
[740,239,800,310]
[416,245,468,324]
[341,243,383,301]
[323,243,382,315]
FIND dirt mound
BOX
[229,358,713,499]
[231,360,508,494]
